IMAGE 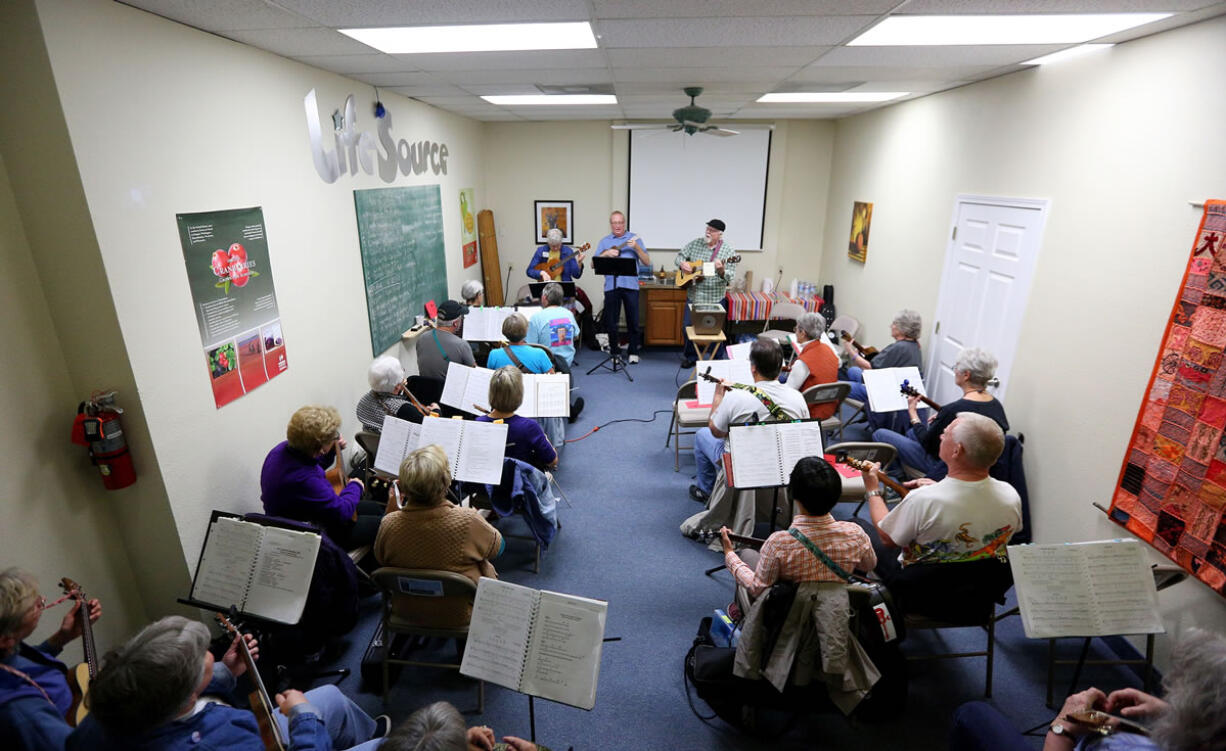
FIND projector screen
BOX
[627,128,771,251]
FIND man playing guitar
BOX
[596,210,651,362]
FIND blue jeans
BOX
[872,427,944,477]
[948,701,1029,751]
[281,684,377,750]
[603,287,640,355]
[694,427,725,495]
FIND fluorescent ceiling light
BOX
[757,92,908,103]
[848,14,1171,46]
[340,22,597,54]
[482,95,617,106]
[1023,44,1114,66]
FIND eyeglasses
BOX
[33,594,70,611]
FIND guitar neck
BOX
[219,616,287,751]
[917,394,941,410]
[842,458,910,498]
[79,605,98,678]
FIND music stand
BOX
[587,256,639,381]
[527,281,576,300]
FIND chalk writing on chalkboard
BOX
[354,186,448,354]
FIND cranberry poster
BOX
[176,207,289,408]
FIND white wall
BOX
[23,0,486,583]
[819,15,1226,660]
[482,120,834,307]
[0,150,149,655]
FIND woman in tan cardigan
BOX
[374,444,503,626]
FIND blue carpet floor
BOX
[316,348,1150,749]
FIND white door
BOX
[926,195,1049,405]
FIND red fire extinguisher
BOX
[71,391,136,490]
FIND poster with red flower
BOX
[177,206,288,408]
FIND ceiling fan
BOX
[612,86,739,137]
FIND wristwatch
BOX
[865,489,883,498]
[1049,722,1069,737]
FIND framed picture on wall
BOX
[848,201,873,263]
[534,200,573,244]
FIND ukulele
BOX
[898,379,941,411]
[698,366,756,397]
[838,454,910,499]
[215,613,287,751]
[697,529,767,549]
[1064,709,1151,737]
[533,243,590,279]
[839,331,878,358]
[57,578,98,727]
[675,255,742,288]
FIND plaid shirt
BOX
[675,237,738,305]
[725,515,876,599]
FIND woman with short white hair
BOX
[842,308,925,432]
[356,355,430,431]
[460,279,483,307]
[872,346,1008,477]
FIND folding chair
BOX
[801,382,851,442]
[665,380,710,471]
[825,441,898,511]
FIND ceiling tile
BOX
[348,71,450,87]
[382,84,474,97]
[786,64,1002,82]
[274,0,592,27]
[606,46,830,67]
[612,67,794,84]
[121,0,316,31]
[592,0,897,17]
[613,81,774,95]
[222,27,377,56]
[443,68,615,86]
[595,16,879,47]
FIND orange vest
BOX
[796,340,840,419]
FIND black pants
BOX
[327,500,385,549]
[603,287,640,355]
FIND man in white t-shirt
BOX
[855,411,1021,620]
[690,339,808,503]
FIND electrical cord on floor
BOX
[564,409,673,443]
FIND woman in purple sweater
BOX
[260,405,384,548]
[477,367,558,471]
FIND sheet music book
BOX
[189,514,320,625]
[696,359,754,405]
[1007,540,1164,639]
[440,362,494,415]
[460,578,607,711]
[374,415,422,475]
[724,419,824,488]
[519,373,571,418]
[861,366,925,412]
[420,415,508,485]
[725,342,752,360]
[515,305,543,320]
[463,307,517,342]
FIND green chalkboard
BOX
[354,186,448,355]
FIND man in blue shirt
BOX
[526,229,599,350]
[596,211,650,364]
[1,568,102,751]
[528,283,578,369]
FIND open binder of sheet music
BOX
[375,414,507,484]
[724,419,824,488]
[862,366,925,413]
[460,577,607,711]
[463,307,518,342]
[695,359,753,405]
[441,363,569,418]
[1006,539,1164,639]
[189,512,320,625]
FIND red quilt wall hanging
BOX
[1109,199,1226,595]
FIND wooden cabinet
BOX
[642,285,686,346]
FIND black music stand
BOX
[527,281,576,300]
[587,256,639,381]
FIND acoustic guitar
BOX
[532,243,590,279]
[57,578,98,727]
[216,613,287,751]
[675,255,742,288]
[898,379,941,411]
[838,454,910,499]
[839,331,878,358]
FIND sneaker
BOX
[689,484,709,503]
[371,715,392,740]
[681,358,697,369]
[628,354,640,364]
[569,397,585,424]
